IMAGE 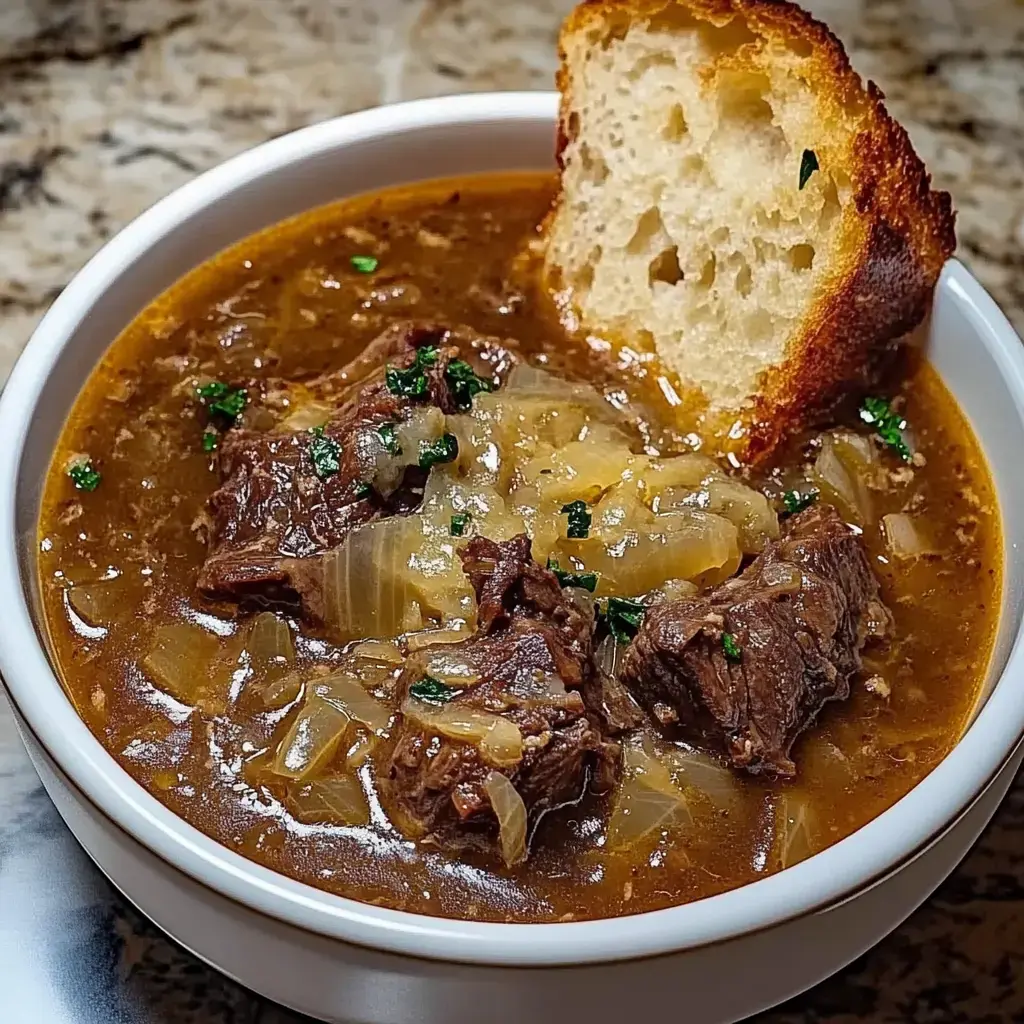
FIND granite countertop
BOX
[1,1,1023,1021]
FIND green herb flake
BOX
[309,429,342,479]
[560,499,592,540]
[67,460,101,492]
[859,396,913,462]
[353,481,373,500]
[197,380,248,423]
[799,149,820,190]
[350,254,379,274]
[385,346,440,400]
[378,422,402,456]
[409,675,457,705]
[722,633,743,662]
[782,488,818,517]
[418,433,459,470]
[202,430,219,453]
[444,359,494,412]
[546,558,598,593]
[450,512,471,537]
[602,596,646,645]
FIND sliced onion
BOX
[595,634,622,679]
[704,479,780,553]
[655,741,740,810]
[774,794,815,870]
[484,770,528,867]
[881,513,934,560]
[416,648,481,687]
[142,622,230,703]
[350,640,404,664]
[401,700,524,767]
[67,579,130,627]
[260,670,303,709]
[606,737,692,850]
[811,434,876,525]
[315,672,393,733]
[245,612,295,682]
[405,627,471,652]
[270,694,351,780]
[323,517,417,642]
[287,774,369,827]
[344,729,378,770]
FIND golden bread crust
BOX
[549,0,956,463]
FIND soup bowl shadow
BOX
[0,93,1022,1024]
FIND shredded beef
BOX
[620,504,892,776]
[195,322,515,619]
[385,535,618,854]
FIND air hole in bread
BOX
[717,73,787,162]
[698,253,717,291]
[626,206,670,256]
[788,244,816,272]
[735,261,753,298]
[649,247,684,287]
[663,103,688,141]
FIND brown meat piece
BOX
[385,535,618,854]
[195,322,514,619]
[620,504,892,777]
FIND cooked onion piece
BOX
[811,431,884,526]
[607,737,693,850]
[314,672,393,733]
[271,694,352,780]
[881,513,935,560]
[287,774,370,827]
[484,770,528,867]
[401,700,524,767]
[245,612,295,682]
[772,794,815,870]
[142,622,237,703]
[350,639,404,665]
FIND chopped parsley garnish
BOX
[385,345,439,400]
[799,149,819,190]
[196,380,248,423]
[418,433,459,470]
[378,422,401,456]
[450,512,471,536]
[353,481,373,500]
[409,675,457,705]
[782,488,818,517]
[202,430,219,453]
[546,558,598,593]
[722,633,743,662]
[67,460,101,492]
[859,396,913,463]
[560,500,592,540]
[308,425,342,479]
[444,359,494,412]
[350,254,379,274]
[602,596,646,645]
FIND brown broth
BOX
[36,172,1001,922]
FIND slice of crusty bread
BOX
[542,0,956,461]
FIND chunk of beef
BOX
[620,504,892,777]
[195,322,515,619]
[385,535,618,856]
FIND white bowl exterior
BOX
[17,709,1024,1024]
[0,92,1022,969]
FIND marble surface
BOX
[1,0,1023,1021]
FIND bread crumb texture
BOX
[544,0,955,461]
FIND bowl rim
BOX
[1,91,1023,968]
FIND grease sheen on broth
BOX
[37,173,1000,923]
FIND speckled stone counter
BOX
[1,1,1023,1022]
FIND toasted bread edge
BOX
[549,0,957,463]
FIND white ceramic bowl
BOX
[1,93,1023,1024]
